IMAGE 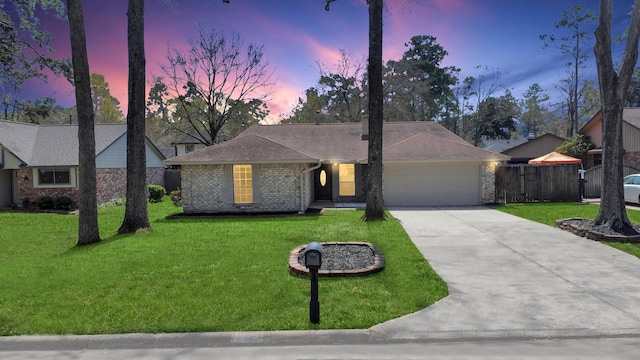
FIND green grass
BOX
[497,202,640,259]
[0,200,447,335]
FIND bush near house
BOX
[53,196,73,210]
[169,188,182,207]
[36,195,73,211]
[36,196,55,210]
[148,184,166,203]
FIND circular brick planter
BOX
[556,218,640,243]
[289,242,385,277]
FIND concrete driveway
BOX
[372,207,640,341]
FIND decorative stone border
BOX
[288,242,385,277]
[556,218,640,243]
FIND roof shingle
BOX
[165,121,510,165]
[0,121,128,166]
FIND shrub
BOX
[169,188,182,207]
[555,134,594,158]
[53,195,73,210]
[99,198,125,207]
[148,184,166,203]
[37,196,55,210]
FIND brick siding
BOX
[482,163,497,204]
[17,167,165,207]
[624,152,640,171]
[181,163,306,213]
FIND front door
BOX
[314,165,332,201]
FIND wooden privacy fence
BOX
[495,164,581,203]
[584,164,639,198]
[164,169,181,193]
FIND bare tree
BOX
[220,0,385,220]
[460,66,503,146]
[150,24,274,146]
[541,5,597,137]
[118,0,150,234]
[67,0,100,245]
[593,0,640,232]
[316,49,367,122]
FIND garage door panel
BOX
[384,163,481,206]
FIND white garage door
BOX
[384,163,481,206]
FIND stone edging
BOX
[556,218,640,243]
[288,242,385,277]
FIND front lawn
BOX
[497,202,640,259]
[0,200,447,335]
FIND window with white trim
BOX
[34,168,76,188]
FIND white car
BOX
[623,174,640,204]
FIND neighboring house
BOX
[171,135,207,158]
[580,108,640,170]
[170,131,231,158]
[482,138,527,154]
[0,121,166,208]
[164,121,510,214]
[501,133,567,164]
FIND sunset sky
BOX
[23,0,633,122]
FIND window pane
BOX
[233,165,253,203]
[338,164,355,196]
[319,170,327,187]
[54,170,70,184]
[341,183,355,196]
[39,170,54,184]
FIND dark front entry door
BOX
[314,165,332,201]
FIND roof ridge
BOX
[384,131,474,150]
[248,133,320,160]
[383,131,508,157]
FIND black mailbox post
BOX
[303,242,323,323]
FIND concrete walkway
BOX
[373,207,640,341]
[4,206,640,357]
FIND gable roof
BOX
[0,121,164,167]
[581,108,640,134]
[482,138,527,153]
[380,132,506,163]
[0,121,39,164]
[501,133,566,160]
[168,134,316,164]
[165,121,510,165]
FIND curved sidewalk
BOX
[372,207,640,341]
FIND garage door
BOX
[384,163,481,206]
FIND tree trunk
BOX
[593,0,640,231]
[363,0,386,221]
[67,0,101,246]
[118,0,150,233]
